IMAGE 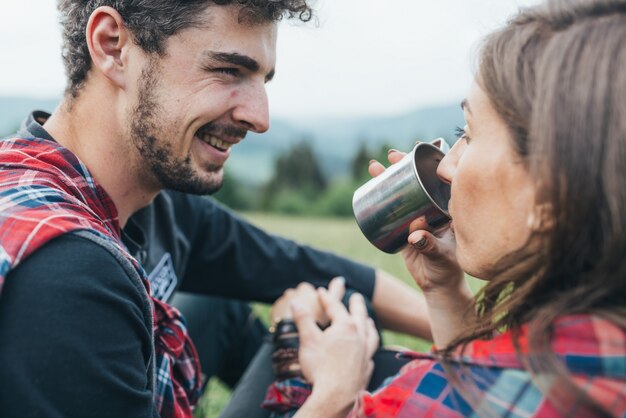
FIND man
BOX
[0,1,431,417]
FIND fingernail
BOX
[413,237,427,249]
[368,159,377,165]
[333,276,345,285]
[350,292,364,302]
[387,149,398,155]
[290,301,302,313]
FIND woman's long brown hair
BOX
[440,0,626,416]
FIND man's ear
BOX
[85,6,131,90]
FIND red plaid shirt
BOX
[264,315,626,417]
[0,135,202,417]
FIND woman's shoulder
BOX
[460,314,626,373]
[351,315,626,417]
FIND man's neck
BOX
[43,85,159,227]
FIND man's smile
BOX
[195,124,246,154]
[197,132,234,152]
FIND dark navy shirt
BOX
[0,111,375,417]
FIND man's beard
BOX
[128,60,225,195]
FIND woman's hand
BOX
[369,150,474,348]
[292,288,379,415]
[270,277,346,326]
[401,227,464,293]
[369,150,464,293]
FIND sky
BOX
[0,0,542,119]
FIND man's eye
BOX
[215,68,240,77]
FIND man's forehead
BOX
[197,3,280,30]
[195,5,278,46]
[164,7,277,59]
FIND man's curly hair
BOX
[58,0,313,98]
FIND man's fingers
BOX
[327,276,346,301]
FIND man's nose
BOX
[232,83,270,134]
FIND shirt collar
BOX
[20,111,55,141]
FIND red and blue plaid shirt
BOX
[264,315,626,417]
[0,135,202,417]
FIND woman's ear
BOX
[527,202,555,233]
[85,6,131,90]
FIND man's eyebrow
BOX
[460,98,472,114]
[209,51,258,71]
[205,51,275,81]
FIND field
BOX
[194,212,479,417]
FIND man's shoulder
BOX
[2,233,149,322]
[0,171,106,266]
[8,232,150,307]
[0,232,155,416]
[0,133,57,149]
[0,135,83,187]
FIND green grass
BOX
[194,212,481,417]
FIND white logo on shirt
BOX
[147,253,178,302]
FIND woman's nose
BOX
[436,139,464,184]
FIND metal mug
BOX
[352,140,451,254]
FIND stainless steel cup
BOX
[352,141,451,253]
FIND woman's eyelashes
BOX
[454,125,471,143]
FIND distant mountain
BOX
[0,97,60,135]
[0,96,464,184]
[236,103,464,183]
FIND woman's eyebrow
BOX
[461,98,472,114]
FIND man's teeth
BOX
[200,134,232,150]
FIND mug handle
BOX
[430,137,450,154]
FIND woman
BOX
[262,0,626,416]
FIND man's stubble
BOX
[128,58,224,196]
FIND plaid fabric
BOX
[264,315,626,417]
[263,377,313,413]
[0,135,202,417]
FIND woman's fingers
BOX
[408,230,437,253]
[348,292,368,320]
[349,294,379,358]
[318,287,350,323]
[407,227,456,256]
[366,318,380,356]
[290,303,322,342]
[368,149,408,178]
[387,149,405,164]
[368,160,386,177]
[327,276,346,301]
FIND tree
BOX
[351,141,371,182]
[212,169,254,210]
[261,140,327,212]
